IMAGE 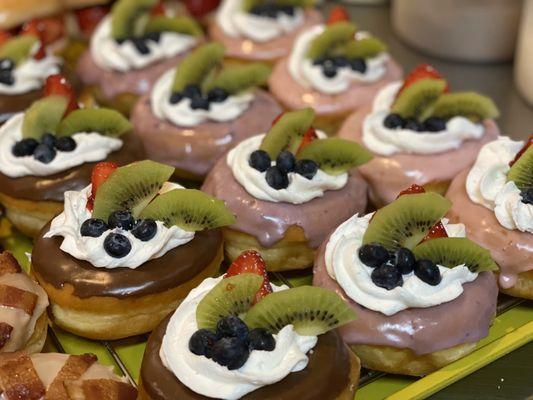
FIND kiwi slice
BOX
[204,63,271,95]
[260,108,315,158]
[296,138,372,175]
[92,160,174,220]
[57,108,132,137]
[171,43,225,93]
[0,35,39,65]
[244,286,356,336]
[21,96,68,139]
[343,37,387,59]
[429,92,500,122]
[391,79,447,120]
[144,16,203,37]
[306,22,357,61]
[196,274,264,330]
[362,192,452,251]
[242,0,315,12]
[507,146,533,191]
[111,0,157,40]
[139,188,235,231]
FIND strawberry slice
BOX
[397,184,426,198]
[271,111,285,127]
[509,135,533,167]
[44,74,78,115]
[21,18,64,60]
[226,250,272,304]
[421,221,448,243]
[75,6,110,36]
[183,0,221,17]
[0,31,11,46]
[397,64,449,96]
[151,1,166,16]
[87,162,118,211]
[297,127,318,153]
[327,5,349,24]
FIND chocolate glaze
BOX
[202,158,368,248]
[446,169,533,289]
[0,90,41,125]
[32,224,222,299]
[141,314,350,400]
[0,133,145,202]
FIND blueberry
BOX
[103,233,132,258]
[392,247,415,274]
[145,31,161,42]
[276,150,295,173]
[182,84,202,99]
[207,87,229,103]
[131,219,157,241]
[169,91,183,104]
[278,5,295,16]
[265,166,289,190]
[12,138,38,157]
[33,144,56,164]
[115,38,126,45]
[132,37,150,54]
[190,96,210,110]
[55,136,77,152]
[423,117,446,132]
[404,118,423,132]
[414,259,442,286]
[248,328,275,351]
[371,261,403,290]
[332,56,350,68]
[383,113,405,130]
[249,150,271,172]
[358,243,389,268]
[212,337,250,370]
[521,188,533,205]
[41,133,56,148]
[80,218,108,237]
[312,57,325,66]
[108,210,135,230]
[294,159,318,180]
[0,59,14,71]
[350,58,367,73]
[0,70,13,86]
[322,60,337,78]
[189,329,219,358]
[216,316,249,340]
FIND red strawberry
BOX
[397,64,449,96]
[271,112,285,127]
[509,135,533,167]
[327,5,349,25]
[44,74,78,115]
[183,0,221,17]
[75,6,110,36]
[21,18,64,60]
[151,1,166,16]
[87,162,118,211]
[397,184,426,198]
[421,221,448,243]
[226,250,272,304]
[297,127,318,153]
[0,31,11,46]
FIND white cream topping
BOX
[160,277,317,400]
[227,133,347,204]
[325,213,477,316]
[0,113,123,178]
[44,184,195,269]
[466,137,532,233]
[216,0,304,42]
[150,69,254,127]
[288,25,389,95]
[90,16,198,72]
[362,82,485,156]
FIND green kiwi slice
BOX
[306,22,357,61]
[507,146,533,191]
[144,16,203,37]
[362,192,452,251]
[429,92,500,122]
[259,108,315,158]
[171,43,225,93]
[203,63,271,95]
[57,108,132,137]
[343,37,387,59]
[296,138,372,175]
[111,0,157,40]
[138,188,236,231]
[244,286,356,335]
[242,0,315,12]
[412,237,498,273]
[196,274,264,330]
[0,35,39,65]
[92,160,174,220]
[391,78,447,120]
[22,96,68,139]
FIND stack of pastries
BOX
[0,0,530,398]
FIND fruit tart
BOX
[0,74,144,237]
[337,64,500,206]
[269,10,402,133]
[131,43,282,181]
[0,251,48,354]
[0,351,137,399]
[203,108,371,271]
[76,0,204,113]
[31,160,235,340]
[313,188,499,376]
[209,0,321,64]
[446,136,533,299]
[139,250,360,400]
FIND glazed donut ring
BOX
[498,270,533,300]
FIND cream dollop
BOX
[288,25,389,95]
[227,133,347,204]
[44,184,195,269]
[362,82,485,156]
[0,113,123,178]
[90,16,197,72]
[466,137,532,233]
[150,69,254,127]
[325,213,477,316]
[160,277,317,400]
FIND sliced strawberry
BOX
[421,221,448,243]
[0,31,11,46]
[75,6,110,36]
[183,0,221,17]
[20,23,46,59]
[226,250,272,304]
[44,74,78,115]
[271,111,285,127]
[509,135,533,167]
[397,184,426,198]
[297,127,318,153]
[397,64,449,96]
[87,162,118,211]
[327,5,349,25]
[151,1,166,16]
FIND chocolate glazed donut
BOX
[0,90,41,125]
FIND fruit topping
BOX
[183,0,221,17]
[57,108,132,137]
[276,150,296,173]
[392,247,416,274]
[207,87,229,103]
[383,113,405,130]
[75,5,110,36]
[44,74,78,115]
[294,159,318,180]
[249,150,271,172]
[343,37,387,60]
[131,219,157,241]
[358,243,389,268]
[80,218,108,237]
[21,17,64,46]
[397,64,447,96]
[103,232,132,258]
[22,96,68,139]
[421,221,448,243]
[509,135,532,167]
[306,22,356,60]
[507,143,533,191]
[327,5,349,24]
[370,261,403,290]
[429,92,500,122]
[212,336,249,370]
[204,63,271,95]
[189,329,218,358]
[89,161,118,211]
[520,188,533,205]
[413,259,441,286]
[404,118,423,132]
[144,16,203,36]
[296,127,318,153]
[108,210,135,230]
[249,3,295,18]
[265,166,289,190]
[11,138,38,157]
[423,116,446,132]
[248,328,275,351]
[226,250,272,303]
[216,315,249,340]
[33,143,56,164]
[0,58,14,86]
[111,0,158,40]
[55,136,77,152]
[391,78,447,120]
[397,184,425,197]
[0,35,39,66]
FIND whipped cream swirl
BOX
[362,82,485,156]
[227,134,348,204]
[44,184,195,269]
[151,69,254,127]
[91,16,198,72]
[325,213,477,316]
[288,25,389,95]
[466,137,532,233]
[160,277,317,400]
[0,113,123,178]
